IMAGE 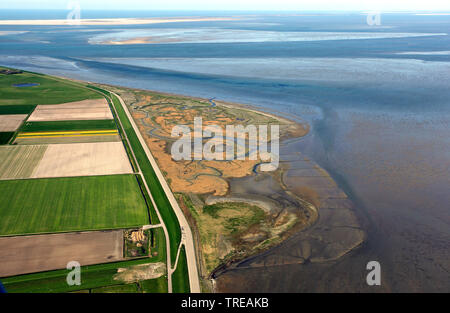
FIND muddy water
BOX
[215,108,450,293]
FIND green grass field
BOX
[20,120,117,132]
[0,69,102,106]
[0,132,14,145]
[0,105,35,115]
[0,174,150,236]
[90,276,168,293]
[172,246,190,293]
[1,257,168,293]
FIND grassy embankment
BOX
[87,85,187,292]
[88,86,181,263]
[172,246,190,293]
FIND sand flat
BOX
[31,142,133,178]
[0,114,28,131]
[27,99,113,122]
[0,17,234,26]
[0,230,123,277]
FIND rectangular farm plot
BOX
[27,98,113,122]
[0,142,132,180]
[0,145,47,179]
[31,142,133,178]
[0,175,150,236]
[0,230,123,277]
[0,114,28,131]
[20,120,117,132]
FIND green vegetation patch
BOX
[0,132,14,145]
[150,227,167,263]
[203,202,266,234]
[202,204,222,218]
[0,105,35,115]
[91,283,140,293]
[2,257,167,293]
[0,174,149,236]
[138,276,168,293]
[172,246,190,293]
[0,69,102,106]
[20,120,117,132]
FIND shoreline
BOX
[0,17,235,26]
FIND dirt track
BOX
[0,230,123,277]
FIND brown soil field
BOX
[0,230,123,277]
[27,99,113,121]
[31,142,133,178]
[0,115,28,131]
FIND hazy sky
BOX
[1,0,450,11]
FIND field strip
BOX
[17,133,119,139]
[16,133,118,139]
[18,130,118,136]
[30,141,133,178]
[14,134,122,145]
[0,115,28,132]
[27,98,113,122]
[17,132,119,139]
[0,145,48,180]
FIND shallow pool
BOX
[12,83,40,87]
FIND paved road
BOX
[111,91,201,293]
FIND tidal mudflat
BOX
[215,108,450,293]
